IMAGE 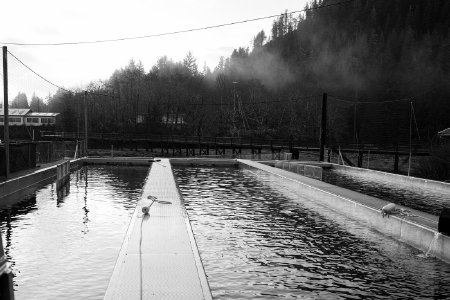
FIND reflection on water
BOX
[323,169,449,215]
[0,165,148,300]
[174,167,450,299]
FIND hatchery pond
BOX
[174,166,450,299]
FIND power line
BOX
[6,50,116,98]
[7,50,72,93]
[0,0,356,46]
[328,95,413,104]
[187,95,321,106]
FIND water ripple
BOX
[323,169,449,215]
[174,166,450,300]
[0,165,148,300]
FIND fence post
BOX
[357,148,363,168]
[84,91,88,155]
[0,230,14,299]
[3,46,10,179]
[394,147,399,174]
[319,93,328,162]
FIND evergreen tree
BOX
[11,92,29,108]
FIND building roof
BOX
[27,112,59,117]
[0,108,31,116]
[0,108,58,117]
[438,128,450,137]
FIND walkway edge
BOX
[104,159,212,299]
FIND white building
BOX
[0,108,58,126]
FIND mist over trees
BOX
[40,0,449,146]
[11,92,29,109]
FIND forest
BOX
[11,0,450,147]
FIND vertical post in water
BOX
[0,230,15,299]
[2,46,10,179]
[83,91,88,156]
[77,92,80,139]
[319,93,327,161]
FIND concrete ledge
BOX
[170,157,238,167]
[332,163,450,192]
[0,159,82,205]
[239,159,450,264]
[82,157,154,166]
[274,160,323,180]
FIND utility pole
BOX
[319,93,327,162]
[84,91,88,155]
[2,46,10,179]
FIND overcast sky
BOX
[0,0,308,101]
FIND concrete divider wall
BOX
[170,158,238,167]
[240,161,450,264]
[304,165,322,180]
[289,162,297,172]
[82,157,154,166]
[0,167,55,201]
[274,161,323,180]
[296,164,305,175]
[332,163,450,193]
[0,159,83,203]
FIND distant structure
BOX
[162,112,185,126]
[0,108,59,127]
[438,128,450,144]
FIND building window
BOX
[26,117,39,123]
[40,118,55,124]
[9,117,21,123]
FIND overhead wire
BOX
[328,95,413,104]
[7,50,72,94]
[187,94,322,106]
[6,49,119,98]
[1,0,358,99]
[0,0,357,46]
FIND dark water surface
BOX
[323,169,449,216]
[0,165,148,300]
[174,167,450,299]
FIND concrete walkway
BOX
[104,159,211,300]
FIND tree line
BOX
[9,0,450,146]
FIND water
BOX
[323,169,449,216]
[174,167,450,299]
[0,165,149,300]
